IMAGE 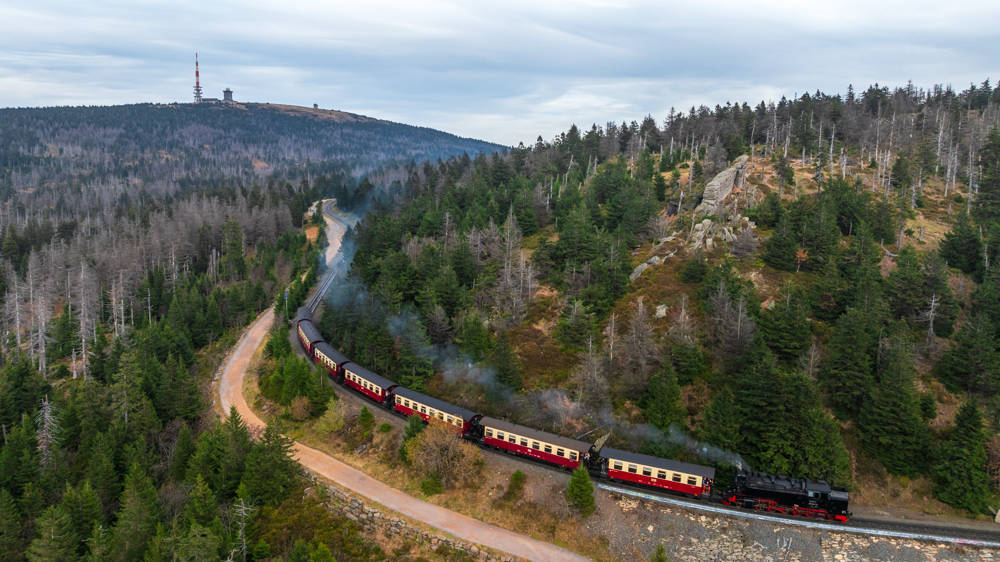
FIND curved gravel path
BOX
[217,205,587,562]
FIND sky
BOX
[1,0,998,146]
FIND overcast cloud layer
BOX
[1,1,997,145]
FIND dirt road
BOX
[216,204,587,562]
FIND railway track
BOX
[307,201,1000,551]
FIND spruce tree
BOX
[111,463,161,561]
[183,475,217,529]
[935,312,1000,394]
[759,284,810,361]
[939,213,982,276]
[885,246,925,320]
[642,364,685,431]
[59,481,102,555]
[932,401,990,513]
[821,308,878,420]
[972,128,1000,224]
[170,422,196,481]
[240,425,298,507]
[565,465,595,517]
[763,216,798,271]
[701,388,741,452]
[26,505,76,562]
[0,488,24,559]
[858,336,928,476]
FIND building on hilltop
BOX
[224,88,233,103]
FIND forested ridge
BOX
[0,102,502,217]
[334,79,1000,515]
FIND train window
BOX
[672,474,681,482]
[612,462,622,471]
[642,468,652,477]
[532,442,540,450]
[420,406,427,413]
[520,438,528,447]
[570,452,578,461]
[687,477,697,486]
[485,429,493,437]
[628,465,637,474]
[657,471,666,480]
[544,445,552,453]
[508,435,516,443]
[557,448,565,457]
[496,431,504,439]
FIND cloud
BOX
[1,1,997,144]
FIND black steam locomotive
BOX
[723,470,851,522]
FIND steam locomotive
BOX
[294,308,850,521]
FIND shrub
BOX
[290,396,311,421]
[378,423,392,433]
[565,465,596,516]
[358,407,375,437]
[420,473,444,496]
[501,470,526,503]
[314,399,344,433]
[405,424,482,488]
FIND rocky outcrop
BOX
[688,216,754,251]
[694,155,749,216]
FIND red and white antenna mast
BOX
[193,52,203,103]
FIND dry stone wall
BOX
[304,472,514,562]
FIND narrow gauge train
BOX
[293,309,848,520]
[722,470,850,522]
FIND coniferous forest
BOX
[0,102,503,560]
[330,80,1000,514]
[2,78,1000,560]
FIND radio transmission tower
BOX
[193,53,203,103]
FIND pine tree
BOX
[932,401,990,513]
[26,505,77,562]
[642,364,685,431]
[565,465,595,517]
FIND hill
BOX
[329,79,1000,520]
[0,102,503,217]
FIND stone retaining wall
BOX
[304,472,516,561]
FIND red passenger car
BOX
[342,363,396,404]
[392,387,480,434]
[599,446,715,497]
[480,417,591,469]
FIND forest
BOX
[0,98,506,558]
[327,79,1000,515]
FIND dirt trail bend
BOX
[216,206,587,562]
